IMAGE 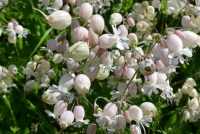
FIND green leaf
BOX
[10,127,20,133]
[122,0,133,10]
[165,113,177,130]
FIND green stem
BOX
[5,97,17,127]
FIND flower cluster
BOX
[2,0,200,133]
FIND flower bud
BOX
[15,25,24,35]
[181,15,191,29]
[128,105,143,122]
[127,17,135,27]
[98,34,116,49]
[68,41,89,61]
[72,26,88,43]
[59,111,74,129]
[47,39,58,51]
[96,64,109,80]
[110,13,123,25]
[59,73,74,93]
[155,60,165,69]
[68,0,76,5]
[88,28,98,45]
[91,14,105,34]
[52,53,63,64]
[182,31,200,47]
[56,37,69,54]
[195,0,200,6]
[174,30,186,40]
[145,72,157,85]
[79,3,93,22]
[53,100,68,117]
[42,89,62,105]
[115,66,123,78]
[115,56,125,67]
[182,110,190,121]
[8,64,18,74]
[66,58,79,72]
[128,33,138,44]
[123,66,135,80]
[128,83,137,97]
[188,98,199,110]
[53,0,63,10]
[87,123,97,134]
[24,80,36,91]
[73,105,85,121]
[102,102,118,118]
[136,21,150,32]
[101,51,113,67]
[84,59,100,81]
[159,48,171,66]
[26,61,37,72]
[140,102,157,117]
[188,88,198,97]
[123,110,132,123]
[112,115,126,132]
[34,8,72,30]
[63,4,70,12]
[118,25,128,37]
[74,74,91,95]
[166,34,183,52]
[139,59,156,76]
[130,124,139,134]
[132,47,144,59]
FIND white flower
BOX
[141,84,164,97]
[38,0,51,10]
[111,25,129,50]
[168,47,192,65]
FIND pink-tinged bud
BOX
[123,110,132,123]
[181,15,191,29]
[128,83,137,97]
[166,34,183,52]
[101,51,113,67]
[145,72,157,85]
[63,4,70,12]
[76,0,83,7]
[88,28,98,45]
[155,60,165,69]
[52,54,63,64]
[130,124,139,134]
[73,105,85,121]
[59,111,74,129]
[139,59,156,76]
[15,25,24,35]
[66,58,79,72]
[59,73,74,93]
[174,30,186,40]
[79,3,93,22]
[70,19,80,32]
[98,34,116,49]
[159,48,171,66]
[123,66,135,80]
[124,51,132,64]
[110,13,123,25]
[74,74,91,95]
[47,39,58,51]
[128,33,138,44]
[72,26,88,43]
[102,102,118,118]
[7,22,14,31]
[53,100,68,117]
[91,14,105,34]
[112,115,126,132]
[152,43,161,58]
[128,105,143,122]
[68,0,76,5]
[115,66,123,78]
[42,89,62,105]
[127,17,135,27]
[53,0,63,10]
[117,82,126,94]
[118,25,128,37]
[87,123,97,134]
[84,59,100,81]
[195,0,200,6]
[182,31,200,47]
